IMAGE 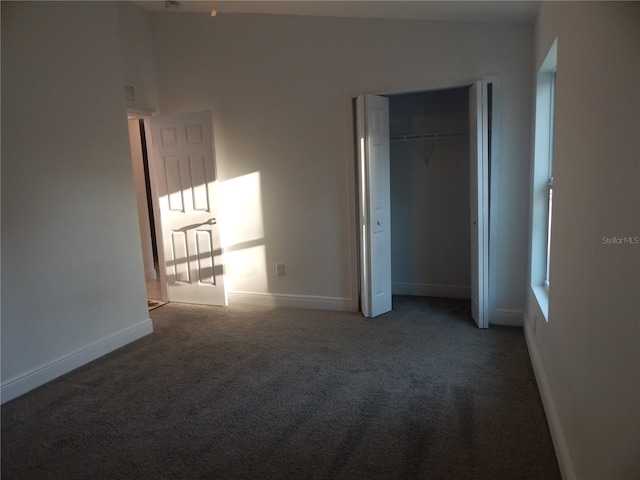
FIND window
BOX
[545,72,556,289]
[531,40,557,319]
[546,174,553,287]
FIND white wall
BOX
[526,2,640,479]
[119,1,161,283]
[117,1,159,114]
[390,89,471,298]
[151,12,533,320]
[1,2,152,402]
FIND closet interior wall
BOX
[389,87,472,299]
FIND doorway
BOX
[356,82,492,325]
[127,118,164,305]
[128,111,228,307]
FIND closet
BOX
[389,87,472,299]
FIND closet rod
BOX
[390,132,468,142]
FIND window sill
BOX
[531,284,549,322]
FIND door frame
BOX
[347,77,499,321]
[127,109,169,302]
[127,108,169,301]
[141,116,170,301]
[131,112,230,306]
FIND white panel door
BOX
[469,82,489,328]
[149,111,227,306]
[357,95,392,318]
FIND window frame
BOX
[544,71,556,291]
[531,40,557,321]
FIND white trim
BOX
[346,75,499,99]
[487,77,502,329]
[530,40,558,313]
[532,284,549,322]
[344,97,361,314]
[392,282,471,299]
[524,322,576,480]
[0,319,154,404]
[145,268,158,281]
[126,107,156,119]
[228,291,353,312]
[491,308,524,326]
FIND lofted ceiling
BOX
[132,1,540,23]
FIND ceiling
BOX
[132,1,540,23]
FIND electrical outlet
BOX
[275,263,285,277]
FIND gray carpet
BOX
[2,296,561,479]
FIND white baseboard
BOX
[228,291,353,312]
[524,323,576,480]
[492,308,524,326]
[1,318,154,404]
[392,282,471,299]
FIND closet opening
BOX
[356,82,492,323]
[390,86,473,300]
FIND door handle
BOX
[177,218,217,232]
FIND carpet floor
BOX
[1,296,560,479]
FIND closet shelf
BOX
[390,132,469,142]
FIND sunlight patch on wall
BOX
[218,172,267,291]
